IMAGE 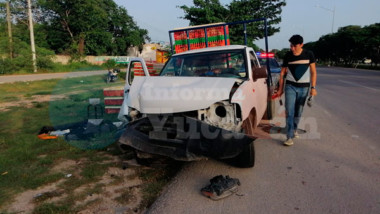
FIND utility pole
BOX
[27,0,37,72]
[6,1,13,59]
[316,5,335,34]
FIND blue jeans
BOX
[285,85,309,139]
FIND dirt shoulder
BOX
[4,152,149,214]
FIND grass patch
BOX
[81,162,110,180]
[72,183,105,202]
[0,96,20,102]
[32,203,74,214]
[0,76,182,213]
[25,91,53,98]
[33,190,65,203]
[0,76,120,209]
[137,161,183,209]
[114,188,136,205]
[0,79,59,104]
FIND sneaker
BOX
[283,138,294,146]
[294,130,299,138]
[201,175,241,200]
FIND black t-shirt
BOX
[282,50,315,87]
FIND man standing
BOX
[275,35,317,146]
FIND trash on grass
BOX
[38,133,58,140]
[50,129,70,136]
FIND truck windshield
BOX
[160,50,247,79]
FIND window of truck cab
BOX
[160,50,248,79]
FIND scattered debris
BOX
[38,126,55,135]
[37,133,58,140]
[2,171,8,175]
[50,129,70,136]
[201,175,241,200]
[37,126,58,140]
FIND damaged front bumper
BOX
[118,115,255,161]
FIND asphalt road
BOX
[0,70,108,84]
[148,67,380,214]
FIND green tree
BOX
[0,2,54,74]
[276,48,289,61]
[178,0,286,46]
[38,0,150,56]
[178,0,229,25]
[307,23,380,66]
[334,26,363,65]
[361,23,380,66]
[38,0,109,56]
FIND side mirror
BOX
[252,67,268,81]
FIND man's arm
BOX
[310,62,317,96]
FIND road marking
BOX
[339,80,380,92]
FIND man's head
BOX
[289,34,304,55]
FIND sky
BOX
[114,0,380,50]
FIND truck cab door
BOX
[126,58,151,86]
[118,58,150,122]
[250,51,268,117]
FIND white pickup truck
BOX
[118,21,276,168]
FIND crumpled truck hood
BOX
[128,76,238,114]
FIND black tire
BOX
[228,108,256,168]
[232,142,255,168]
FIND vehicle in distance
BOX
[257,52,281,87]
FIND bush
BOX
[36,47,55,71]
[0,58,15,74]
[103,59,117,71]
[0,36,56,73]
[119,71,126,80]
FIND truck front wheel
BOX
[230,110,256,168]
[232,142,255,168]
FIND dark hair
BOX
[289,35,303,45]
